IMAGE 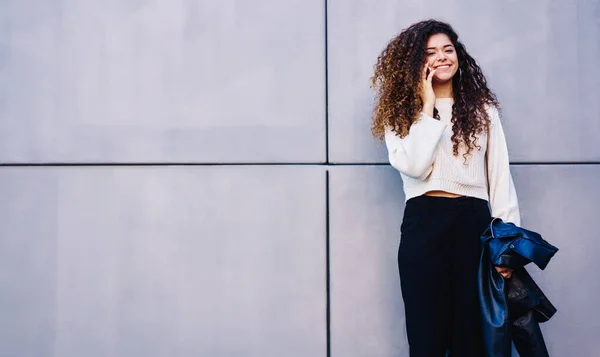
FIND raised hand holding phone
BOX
[421,64,437,117]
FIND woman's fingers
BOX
[427,67,436,82]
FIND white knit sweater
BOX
[384,98,521,225]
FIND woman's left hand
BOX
[495,266,513,279]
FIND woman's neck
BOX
[433,81,454,99]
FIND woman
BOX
[370,20,520,356]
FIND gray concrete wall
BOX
[1,1,598,356]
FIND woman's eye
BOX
[427,53,435,56]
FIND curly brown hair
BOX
[370,19,500,161]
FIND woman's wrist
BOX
[422,102,435,117]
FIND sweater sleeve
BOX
[384,113,447,180]
[486,107,521,226]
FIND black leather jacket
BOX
[478,218,559,357]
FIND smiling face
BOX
[425,33,459,83]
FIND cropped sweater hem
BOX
[403,178,489,203]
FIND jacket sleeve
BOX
[384,113,447,180]
[486,107,521,226]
